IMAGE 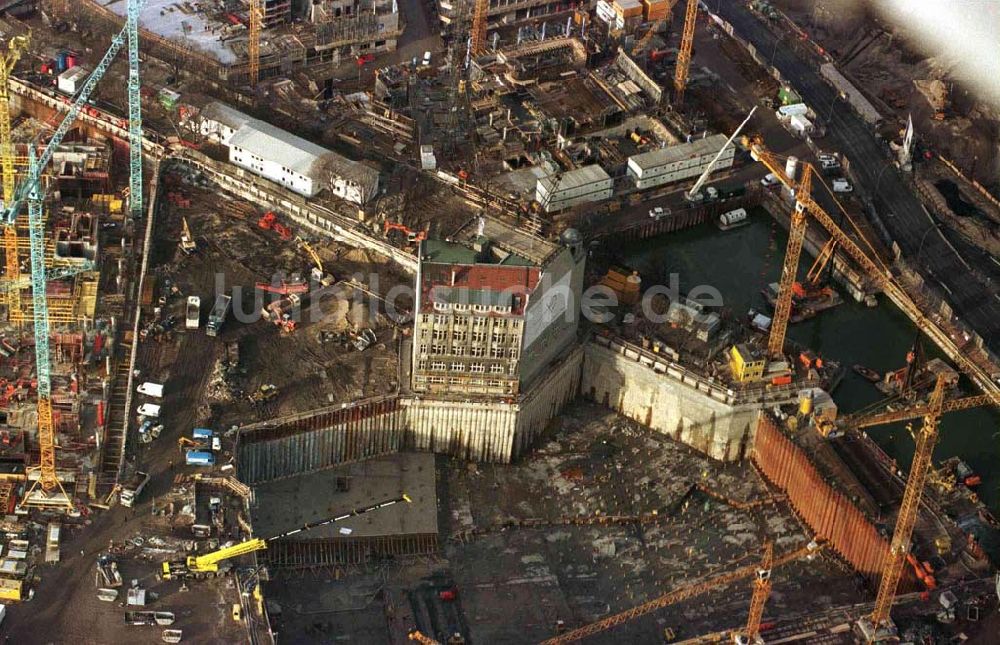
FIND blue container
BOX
[55,52,68,73]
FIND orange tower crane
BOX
[471,0,488,56]
[249,0,262,86]
[540,541,822,644]
[739,542,774,643]
[749,141,814,358]
[744,135,1000,402]
[857,374,947,641]
[673,0,699,105]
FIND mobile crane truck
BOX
[161,494,410,580]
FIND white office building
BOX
[627,134,734,190]
[535,165,613,213]
[198,102,379,205]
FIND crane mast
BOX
[860,375,947,640]
[471,0,488,56]
[0,35,28,324]
[13,0,146,507]
[673,0,698,105]
[249,0,262,86]
[739,542,773,643]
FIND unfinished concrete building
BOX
[311,0,401,56]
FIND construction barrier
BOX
[752,415,892,581]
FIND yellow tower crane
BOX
[0,35,29,321]
[673,0,698,105]
[249,0,262,86]
[748,140,814,358]
[857,374,948,641]
[738,542,773,644]
[471,0,488,57]
[540,541,822,644]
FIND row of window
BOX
[421,314,522,330]
[432,301,512,314]
[415,375,515,392]
[420,343,519,359]
[418,359,516,374]
[430,329,518,344]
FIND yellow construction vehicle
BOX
[295,237,333,285]
[180,217,196,254]
[161,494,410,580]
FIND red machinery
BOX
[383,221,426,244]
[258,212,293,241]
[255,281,309,295]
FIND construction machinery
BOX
[384,221,427,245]
[540,540,823,644]
[685,107,756,202]
[179,217,197,254]
[744,135,1000,402]
[673,0,699,105]
[9,0,145,508]
[736,542,773,644]
[248,0,262,86]
[470,0,488,56]
[408,630,441,645]
[295,237,333,285]
[0,34,29,323]
[161,494,410,579]
[856,375,948,641]
[254,280,309,295]
[257,211,292,240]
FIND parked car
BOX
[649,206,670,219]
[760,173,779,187]
[832,178,853,193]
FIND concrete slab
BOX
[252,452,437,540]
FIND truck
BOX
[120,471,151,508]
[185,450,215,467]
[45,521,61,563]
[206,294,232,337]
[137,403,160,418]
[193,428,221,451]
[137,382,164,398]
[185,296,201,330]
[161,494,410,580]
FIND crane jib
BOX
[266,495,408,542]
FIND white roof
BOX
[629,134,730,171]
[538,164,611,193]
[230,122,330,178]
[204,102,379,189]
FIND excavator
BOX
[295,236,334,286]
[180,217,197,254]
[384,221,427,246]
[161,494,410,580]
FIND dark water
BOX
[622,211,1000,516]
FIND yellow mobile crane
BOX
[161,494,410,580]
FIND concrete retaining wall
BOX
[581,341,759,461]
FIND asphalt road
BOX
[714,1,1000,353]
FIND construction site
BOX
[0,0,996,643]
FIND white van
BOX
[137,382,163,398]
[422,51,432,66]
[137,403,161,418]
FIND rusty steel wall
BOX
[752,416,890,579]
[238,399,405,483]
